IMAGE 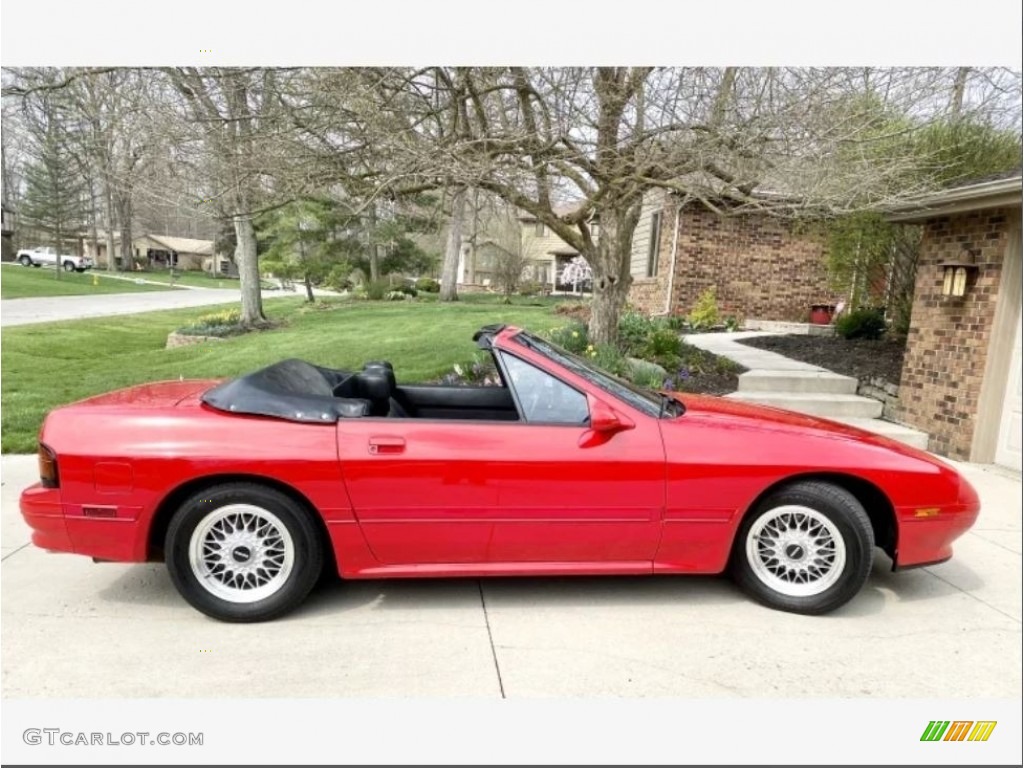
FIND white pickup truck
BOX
[16,246,94,272]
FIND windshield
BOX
[510,330,683,418]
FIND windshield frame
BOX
[509,330,683,419]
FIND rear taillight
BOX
[38,443,59,488]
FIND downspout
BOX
[661,202,683,315]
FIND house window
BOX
[535,221,546,237]
[646,211,662,278]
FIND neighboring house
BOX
[1,202,14,262]
[457,203,593,291]
[886,173,1022,470]
[628,189,831,320]
[515,204,595,291]
[82,231,233,275]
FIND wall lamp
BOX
[940,245,979,298]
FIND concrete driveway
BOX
[1,454,1020,698]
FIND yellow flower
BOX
[572,331,579,338]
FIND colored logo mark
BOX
[921,720,997,742]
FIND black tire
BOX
[62,261,76,272]
[165,483,325,622]
[18,255,32,267]
[730,481,874,615]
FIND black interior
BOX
[202,357,519,423]
[393,385,518,421]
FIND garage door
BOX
[995,309,1022,471]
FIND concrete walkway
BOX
[686,331,930,449]
[1,453,1019,698]
[686,330,828,371]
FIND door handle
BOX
[368,436,406,455]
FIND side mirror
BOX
[584,395,635,443]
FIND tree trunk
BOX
[87,180,99,266]
[304,273,315,303]
[103,181,117,272]
[440,188,465,302]
[367,202,380,282]
[234,214,265,326]
[586,215,634,346]
[950,67,970,117]
[116,192,133,272]
[467,188,478,284]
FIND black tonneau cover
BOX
[201,358,369,423]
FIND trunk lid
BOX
[69,380,220,409]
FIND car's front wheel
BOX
[18,255,32,267]
[165,483,324,622]
[62,261,76,272]
[730,481,874,615]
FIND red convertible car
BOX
[21,324,979,622]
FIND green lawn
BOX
[0,298,563,453]
[0,264,179,299]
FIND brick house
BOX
[628,189,831,320]
[887,174,1022,470]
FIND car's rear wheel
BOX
[165,483,324,622]
[62,261,76,272]
[18,255,32,267]
[730,481,874,615]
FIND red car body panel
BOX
[21,325,980,581]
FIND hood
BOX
[670,392,940,464]
[68,380,220,409]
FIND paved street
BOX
[2,454,1019,698]
[0,288,249,327]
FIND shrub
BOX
[835,307,887,340]
[665,315,690,332]
[437,353,500,386]
[323,264,353,292]
[415,277,440,293]
[687,286,721,330]
[723,315,742,332]
[384,290,412,301]
[585,343,630,378]
[617,311,660,357]
[554,302,590,321]
[177,308,244,338]
[630,365,666,390]
[547,322,589,354]
[518,280,543,296]
[642,327,683,369]
[365,279,390,300]
[348,267,367,287]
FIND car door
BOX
[482,350,665,566]
[336,352,665,568]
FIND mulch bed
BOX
[737,334,906,385]
[673,370,743,396]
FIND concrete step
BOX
[726,391,884,419]
[737,369,858,395]
[834,418,931,451]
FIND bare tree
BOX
[439,187,465,301]
[484,203,532,296]
[162,67,289,326]
[339,66,1021,343]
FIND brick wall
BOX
[627,202,830,321]
[898,209,1011,459]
